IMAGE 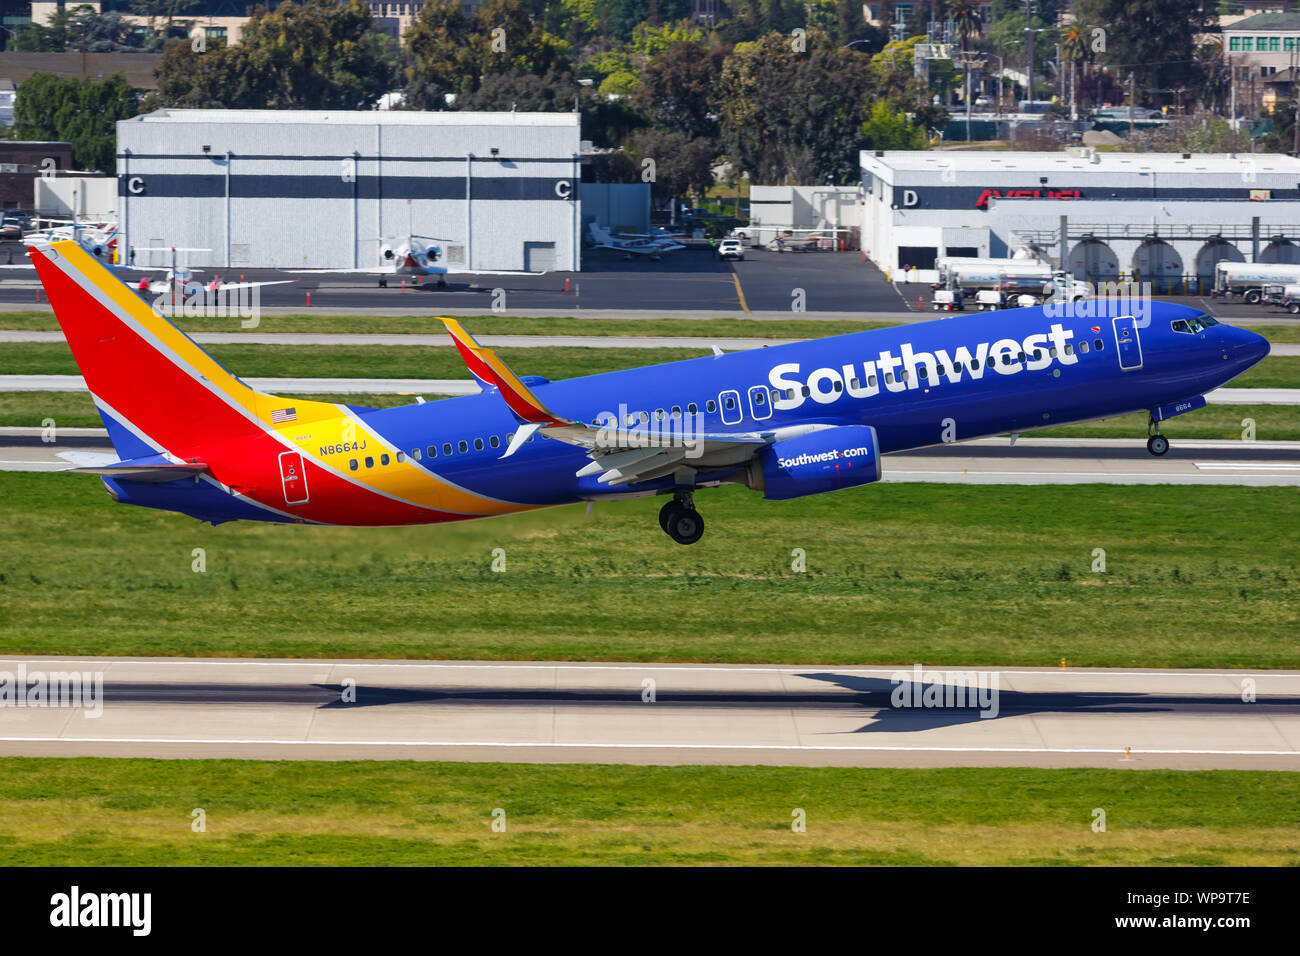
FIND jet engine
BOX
[746,425,882,500]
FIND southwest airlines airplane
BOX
[30,239,1269,544]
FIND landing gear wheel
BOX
[378,278,387,288]
[1147,434,1170,456]
[437,277,446,288]
[658,499,677,533]
[660,493,704,544]
[665,508,705,545]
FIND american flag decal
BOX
[271,408,297,424]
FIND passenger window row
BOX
[548,335,1118,444]
[348,431,531,471]
[595,400,722,427]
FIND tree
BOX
[1074,0,1217,106]
[626,128,716,211]
[130,0,201,35]
[634,40,727,141]
[72,9,159,52]
[150,0,396,110]
[402,0,479,109]
[949,1,982,133]
[716,30,874,184]
[836,0,865,45]
[12,73,138,174]
[474,0,572,78]
[403,0,572,109]
[869,36,929,110]
[1120,109,1250,152]
[459,68,580,112]
[1059,20,1089,120]
[860,100,927,149]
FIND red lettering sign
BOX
[975,188,1084,209]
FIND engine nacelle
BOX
[424,245,440,262]
[747,425,883,501]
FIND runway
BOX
[0,656,1295,770]
[4,430,1300,484]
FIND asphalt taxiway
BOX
[0,656,1294,770]
[2,246,1292,319]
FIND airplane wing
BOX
[593,241,651,255]
[283,267,446,276]
[209,278,298,291]
[438,317,771,486]
[594,241,683,256]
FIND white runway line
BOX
[0,657,1295,680]
[1193,462,1300,470]
[0,735,1293,757]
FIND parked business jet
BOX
[29,239,1268,544]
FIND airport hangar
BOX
[859,149,1300,289]
[114,109,646,274]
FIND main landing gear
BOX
[1146,416,1170,456]
[659,491,705,545]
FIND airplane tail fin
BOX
[439,317,572,427]
[28,239,326,461]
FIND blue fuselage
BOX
[344,300,1269,506]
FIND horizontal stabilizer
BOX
[64,452,209,483]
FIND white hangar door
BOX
[524,242,557,273]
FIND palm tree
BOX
[949,0,982,50]
[948,1,983,139]
[1060,22,1089,121]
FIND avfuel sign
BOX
[897,187,1085,208]
[975,187,1083,209]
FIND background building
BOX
[0,140,77,213]
[1224,11,1300,109]
[748,185,862,248]
[117,109,583,273]
[860,149,1300,288]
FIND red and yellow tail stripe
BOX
[30,240,535,524]
[440,317,573,427]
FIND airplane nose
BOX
[1232,327,1270,368]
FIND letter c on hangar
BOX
[127,176,145,195]
[555,180,572,199]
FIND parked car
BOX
[0,213,29,241]
[716,238,745,261]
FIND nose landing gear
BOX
[659,492,705,545]
[1147,416,1170,456]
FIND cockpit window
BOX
[1173,314,1216,334]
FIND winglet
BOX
[439,317,573,427]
